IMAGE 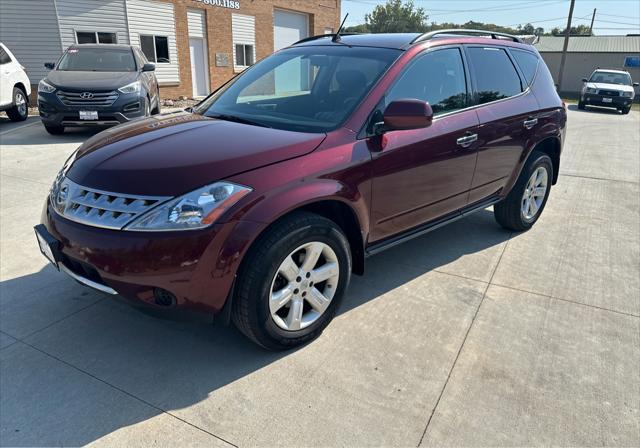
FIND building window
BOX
[140,35,170,63]
[76,31,117,44]
[235,44,254,67]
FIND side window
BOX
[467,47,522,104]
[0,47,11,65]
[386,48,468,116]
[511,49,539,86]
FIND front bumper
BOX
[38,90,147,127]
[40,201,262,319]
[582,93,633,108]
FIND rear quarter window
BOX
[467,47,523,104]
[511,49,539,86]
[0,47,11,65]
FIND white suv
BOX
[0,42,31,121]
[578,68,638,114]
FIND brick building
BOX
[0,0,341,99]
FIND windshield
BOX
[589,71,632,86]
[57,47,137,72]
[196,46,401,133]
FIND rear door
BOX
[369,47,480,242]
[464,45,540,204]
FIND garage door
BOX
[274,9,308,51]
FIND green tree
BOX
[364,0,429,33]
[550,24,592,36]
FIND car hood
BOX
[585,82,635,93]
[66,112,326,196]
[46,70,139,91]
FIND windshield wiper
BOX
[207,113,272,128]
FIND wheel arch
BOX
[531,136,561,184]
[13,82,29,103]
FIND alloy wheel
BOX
[15,91,26,117]
[269,241,340,331]
[521,166,548,221]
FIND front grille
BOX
[597,89,620,97]
[57,90,119,106]
[51,177,171,230]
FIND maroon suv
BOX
[36,30,566,350]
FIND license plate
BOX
[602,97,613,103]
[79,110,98,120]
[34,225,60,269]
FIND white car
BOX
[0,42,31,121]
[579,68,638,114]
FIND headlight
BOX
[621,91,633,98]
[124,182,252,231]
[38,79,56,94]
[586,87,597,94]
[118,81,141,94]
[49,152,77,212]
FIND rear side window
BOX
[386,48,468,116]
[0,47,11,65]
[467,47,522,104]
[511,49,539,85]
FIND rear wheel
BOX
[6,87,28,122]
[232,212,351,350]
[44,124,64,135]
[494,151,553,231]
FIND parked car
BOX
[578,68,638,114]
[36,30,566,350]
[0,42,31,122]
[38,44,161,135]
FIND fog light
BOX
[153,288,176,307]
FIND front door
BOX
[189,38,208,98]
[369,47,479,242]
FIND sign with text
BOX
[193,0,240,9]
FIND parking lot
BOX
[1,106,638,446]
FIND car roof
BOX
[67,44,134,51]
[292,32,534,51]
[592,68,629,75]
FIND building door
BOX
[190,38,208,98]
[273,10,309,94]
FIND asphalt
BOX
[1,106,638,447]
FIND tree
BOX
[550,24,592,35]
[364,0,429,33]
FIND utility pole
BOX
[589,8,597,36]
[557,0,576,94]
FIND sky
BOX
[341,0,640,35]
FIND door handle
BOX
[523,118,538,129]
[456,133,478,148]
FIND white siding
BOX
[56,0,129,49]
[232,13,255,71]
[273,9,308,51]
[0,0,63,83]
[187,9,206,38]
[127,0,179,84]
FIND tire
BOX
[144,97,151,117]
[232,211,352,350]
[6,87,28,122]
[577,100,585,110]
[622,106,631,115]
[44,124,65,135]
[494,150,553,231]
[152,88,161,115]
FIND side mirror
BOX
[375,99,433,134]
[44,62,55,70]
[581,78,588,82]
[142,63,156,72]
[633,82,639,87]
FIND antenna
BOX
[332,13,349,43]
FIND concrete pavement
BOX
[1,106,638,446]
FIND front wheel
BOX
[6,87,28,121]
[232,212,352,350]
[494,151,553,231]
[577,100,585,110]
[622,106,631,115]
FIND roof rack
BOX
[411,29,523,44]
[293,33,358,46]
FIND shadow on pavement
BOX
[0,119,103,146]
[566,104,624,115]
[0,209,509,446]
